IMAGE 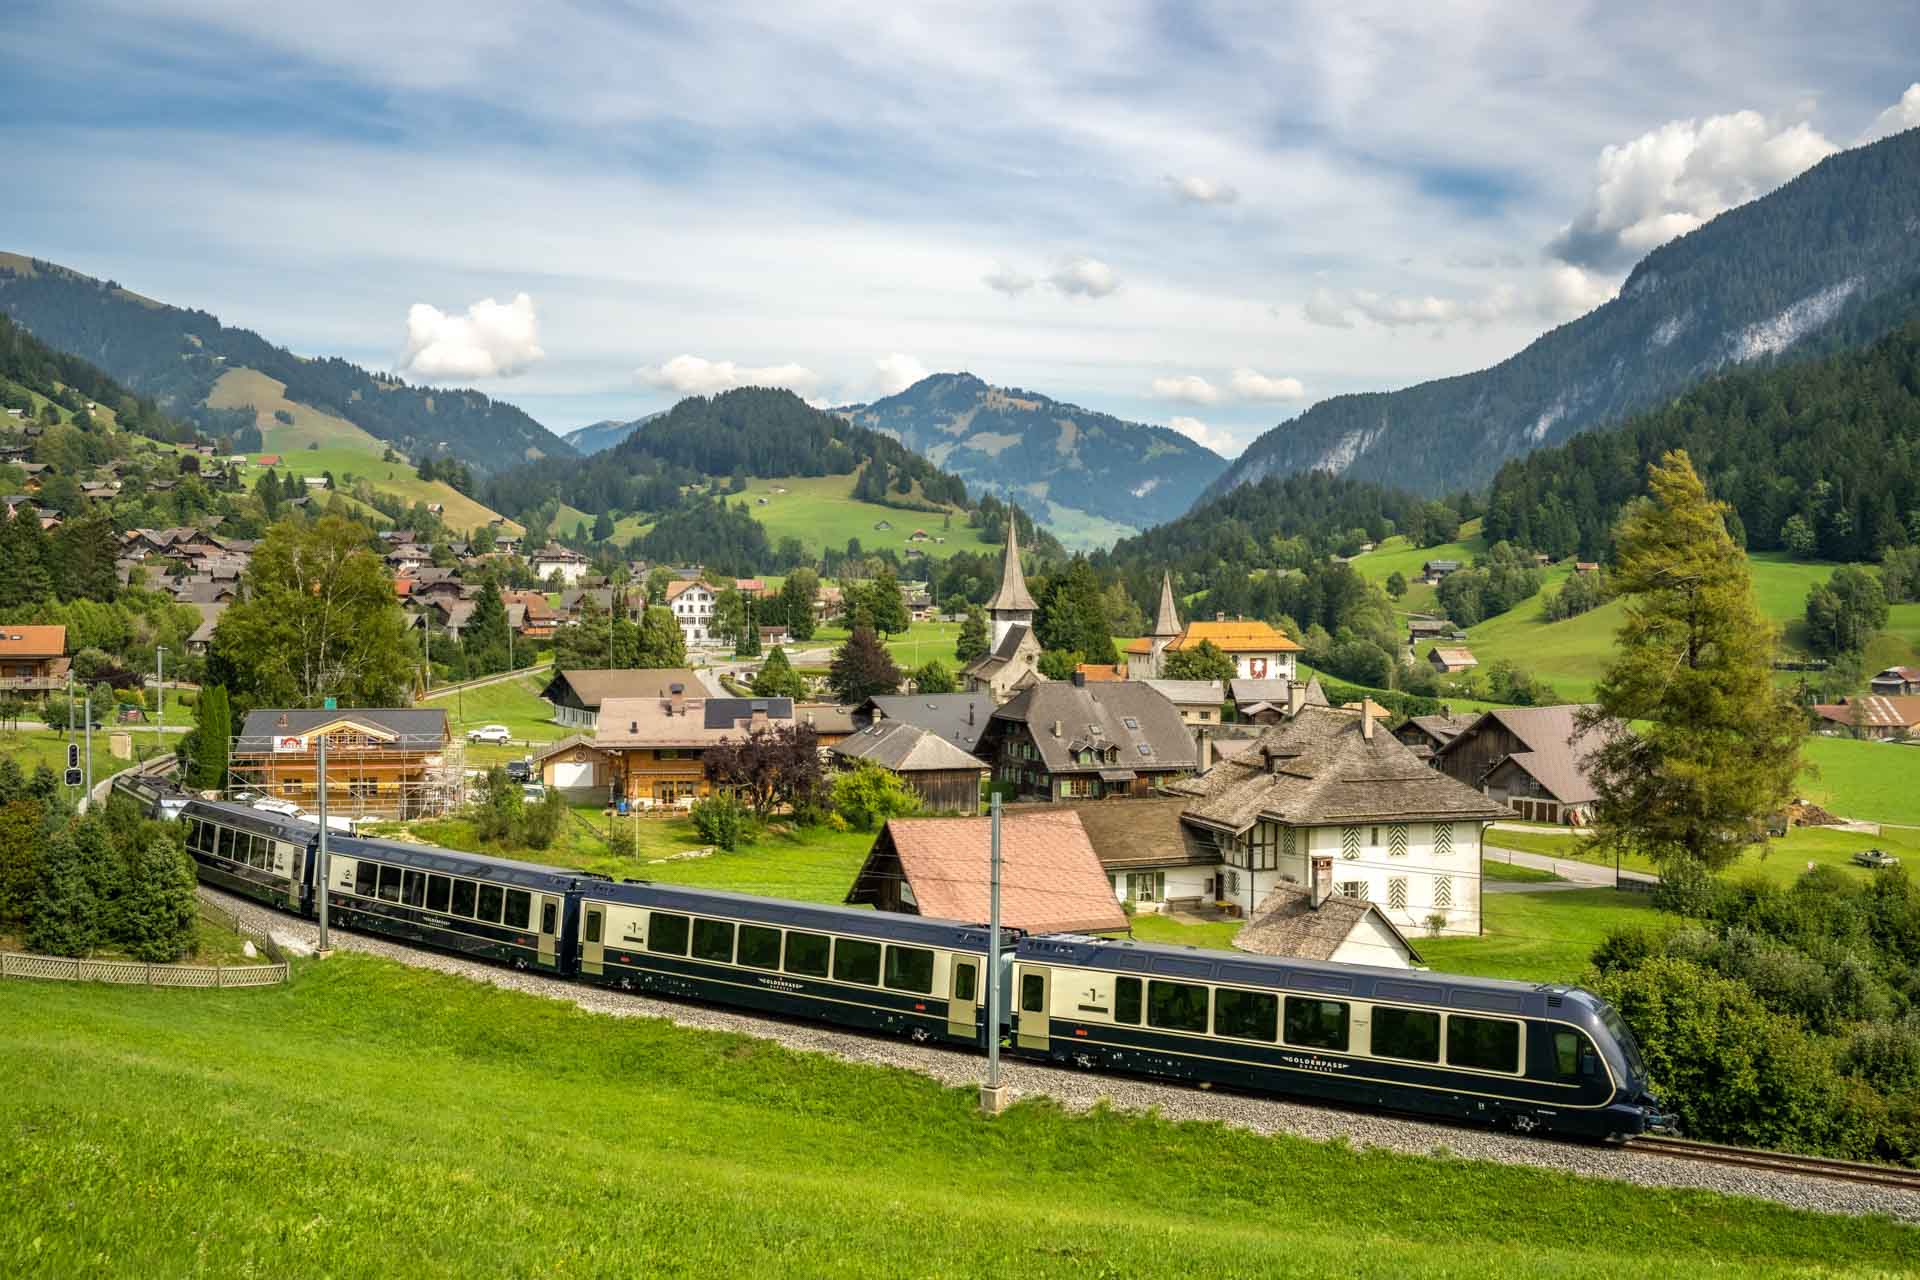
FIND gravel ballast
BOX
[202,886,1920,1223]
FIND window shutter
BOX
[1341,826,1360,860]
[1388,877,1408,911]
[1434,823,1453,858]
[1281,826,1296,859]
[1389,823,1408,857]
[1434,876,1453,909]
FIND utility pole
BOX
[316,734,332,955]
[84,696,93,802]
[980,792,1007,1115]
[154,646,166,757]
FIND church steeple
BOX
[986,511,1036,649]
[1152,571,1181,639]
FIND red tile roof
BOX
[0,625,66,658]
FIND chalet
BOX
[794,703,859,752]
[1869,666,1920,696]
[1428,646,1478,675]
[386,546,429,575]
[1139,615,1304,682]
[1232,884,1421,969]
[962,522,1043,701]
[1393,712,1478,760]
[500,591,556,639]
[666,580,719,645]
[1421,559,1461,583]
[829,720,987,813]
[974,673,1197,801]
[533,735,617,800]
[862,692,995,757]
[229,707,454,819]
[186,603,226,656]
[540,667,703,729]
[592,691,797,807]
[1140,678,1225,726]
[1168,705,1508,936]
[844,811,1128,935]
[558,586,640,621]
[1432,704,1614,825]
[1574,561,1600,574]
[171,581,240,606]
[1811,696,1920,741]
[530,544,590,585]
[758,623,790,648]
[0,625,68,690]
[1406,617,1454,647]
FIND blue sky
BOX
[2,2,1917,455]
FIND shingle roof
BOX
[235,707,448,751]
[992,681,1197,772]
[795,703,860,735]
[963,621,1035,680]
[541,668,701,710]
[1141,678,1224,707]
[1433,703,1617,801]
[847,811,1128,934]
[864,692,995,753]
[1170,705,1508,833]
[1008,797,1214,870]
[1812,696,1920,729]
[593,695,796,747]
[830,720,988,772]
[1233,885,1421,963]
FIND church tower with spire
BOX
[986,515,1036,650]
[1127,571,1184,678]
[963,509,1044,701]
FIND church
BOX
[962,518,1044,702]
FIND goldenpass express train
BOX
[172,795,1667,1140]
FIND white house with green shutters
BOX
[1166,705,1509,938]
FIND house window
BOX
[1389,824,1408,857]
[1341,827,1360,860]
[1126,872,1165,902]
[1280,827,1296,860]
[1434,876,1453,909]
[1388,877,1408,911]
[1369,826,1379,846]
[1337,880,1367,901]
[1434,823,1454,857]
[1249,823,1278,871]
[1224,869,1240,895]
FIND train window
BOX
[884,945,934,995]
[736,925,781,971]
[355,861,377,896]
[451,879,476,917]
[1020,972,1044,1014]
[1213,988,1279,1042]
[252,835,270,869]
[403,870,427,908]
[217,825,237,862]
[953,961,978,1003]
[1371,1006,1441,1063]
[540,902,558,935]
[1284,997,1350,1052]
[426,875,451,914]
[783,931,830,977]
[1147,980,1209,1033]
[477,884,504,924]
[1447,1015,1520,1073]
[1551,1028,1600,1080]
[584,910,603,944]
[378,864,403,903]
[504,890,532,931]
[648,912,690,956]
[833,937,881,986]
[1113,976,1143,1025]
[692,918,735,963]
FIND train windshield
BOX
[1596,1001,1645,1079]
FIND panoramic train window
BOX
[833,937,881,986]
[1284,997,1350,1052]
[1147,980,1209,1034]
[355,862,377,896]
[783,931,830,977]
[426,875,451,914]
[1370,1006,1441,1063]
[1447,1015,1521,1073]
[378,865,403,903]
[1213,988,1279,1042]
[1552,1029,1598,1080]
[1021,973,1044,1013]
[648,912,690,955]
[736,924,781,970]
[477,884,504,924]
[403,871,426,908]
[1113,976,1142,1025]
[884,945,934,995]
[218,826,237,862]
[503,889,532,931]
[692,918,735,963]
[451,879,476,917]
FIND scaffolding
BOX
[227,730,467,820]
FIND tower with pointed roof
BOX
[964,510,1044,702]
[1127,571,1184,678]
[985,514,1036,651]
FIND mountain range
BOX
[562,414,663,456]
[0,253,571,475]
[1210,126,1920,501]
[837,372,1226,542]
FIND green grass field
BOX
[735,475,994,560]
[420,667,564,743]
[0,728,171,782]
[1799,736,1920,825]
[1419,889,1660,980]
[804,620,963,668]
[1347,522,1487,617]
[1485,822,1920,885]
[7,959,1907,1278]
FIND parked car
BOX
[467,724,512,744]
[1853,848,1900,869]
[521,783,548,803]
[251,798,304,818]
[504,759,532,783]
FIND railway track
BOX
[1627,1135,1920,1191]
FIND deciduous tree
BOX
[1162,639,1235,682]
[702,724,823,821]
[751,646,809,700]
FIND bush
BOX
[830,762,921,832]
[473,767,523,843]
[521,788,566,851]
[691,792,755,851]
[1838,1019,1920,1094]
[27,827,98,957]
[1650,858,1721,918]
[111,828,199,962]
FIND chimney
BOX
[1052,719,1062,738]
[968,702,976,726]
[1310,856,1332,909]
[1071,669,1086,688]
[669,683,686,716]
[1361,707,1375,741]
[1215,611,1225,622]
[1287,682,1305,718]
[1197,727,1212,771]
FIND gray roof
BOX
[991,680,1197,773]
[703,697,794,729]
[1402,713,1477,746]
[865,692,996,754]
[1152,571,1181,637]
[1233,885,1421,963]
[541,668,700,710]
[1228,676,1327,712]
[1141,678,1224,707]
[831,721,987,773]
[1434,704,1611,805]
[962,621,1035,679]
[236,707,449,751]
[1009,797,1213,870]
[984,519,1036,613]
[1170,705,1508,833]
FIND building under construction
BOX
[229,707,462,820]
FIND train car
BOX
[574,880,1015,1048]
[1008,934,1663,1140]
[183,799,318,914]
[317,832,588,975]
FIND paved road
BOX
[1483,842,1658,893]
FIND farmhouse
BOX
[229,707,455,819]
[844,810,1128,935]
[530,544,590,585]
[592,691,797,806]
[1868,666,1920,696]
[1811,696,1920,740]
[828,720,988,813]
[1421,559,1461,583]
[0,624,68,690]
[862,691,995,756]
[974,673,1197,801]
[1432,704,1613,825]
[1428,646,1478,674]
[540,667,703,729]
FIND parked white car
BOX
[468,724,512,744]
[251,798,304,818]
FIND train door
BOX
[948,955,980,1039]
[580,903,606,976]
[537,894,560,969]
[1016,964,1051,1052]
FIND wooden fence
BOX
[1,952,289,987]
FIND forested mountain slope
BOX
[1211,127,1920,499]
[840,372,1225,535]
[0,253,571,474]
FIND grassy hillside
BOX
[5,959,1910,1278]
[254,445,518,536]
[1347,521,1487,616]
[734,474,996,560]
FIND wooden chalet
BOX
[230,707,454,819]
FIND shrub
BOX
[111,829,199,962]
[1838,1019,1920,1094]
[27,827,98,957]
[522,788,567,851]
[1650,858,1721,917]
[691,792,755,851]
[830,762,921,832]
[473,767,524,843]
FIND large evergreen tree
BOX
[1037,558,1119,664]
[27,826,97,957]
[0,503,54,607]
[464,580,513,675]
[750,646,809,700]
[1577,451,1806,872]
[829,626,901,703]
[111,828,199,962]
[636,606,687,668]
[780,569,819,641]
[192,685,231,792]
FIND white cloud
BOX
[1229,368,1306,401]
[1149,374,1221,405]
[982,261,1034,296]
[1860,82,1920,144]
[1537,265,1618,323]
[397,292,545,379]
[1304,269,1615,332]
[1548,110,1837,270]
[1048,255,1120,298]
[871,352,929,396]
[635,354,821,397]
[1168,415,1235,454]
[1167,174,1238,205]
[1303,287,1354,329]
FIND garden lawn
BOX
[419,668,563,747]
[5,957,1910,1279]
[803,620,965,668]
[1485,823,1920,886]
[0,728,170,782]
[1798,736,1920,825]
